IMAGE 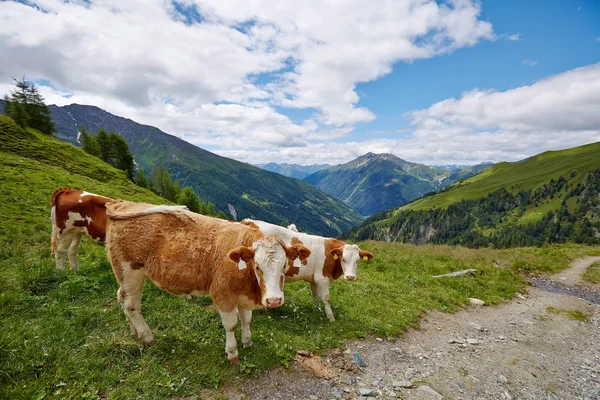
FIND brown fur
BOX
[106,201,308,313]
[323,238,345,280]
[51,188,112,248]
[240,219,260,230]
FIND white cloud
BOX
[522,59,538,67]
[508,33,521,41]
[0,0,494,148]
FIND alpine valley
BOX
[47,104,362,236]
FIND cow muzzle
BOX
[344,275,356,281]
[265,296,283,308]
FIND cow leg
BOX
[238,307,253,348]
[309,281,322,310]
[117,263,154,345]
[54,231,78,270]
[67,232,84,271]
[316,282,335,322]
[219,310,240,364]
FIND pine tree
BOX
[216,210,227,219]
[178,187,200,213]
[108,132,135,180]
[96,128,111,163]
[3,77,55,135]
[136,168,148,188]
[198,201,207,215]
[206,202,216,216]
[80,127,100,157]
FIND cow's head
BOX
[329,244,374,281]
[228,237,311,308]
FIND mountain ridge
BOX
[304,152,490,216]
[46,103,363,236]
[344,141,600,247]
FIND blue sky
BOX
[1,0,599,165]
[351,0,600,139]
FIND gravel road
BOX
[203,258,600,400]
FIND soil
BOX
[204,258,600,400]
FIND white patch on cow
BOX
[78,199,83,203]
[238,260,247,270]
[287,224,298,232]
[293,258,302,268]
[252,238,287,307]
[85,216,92,224]
[79,191,98,198]
[65,211,85,228]
[341,244,361,280]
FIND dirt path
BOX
[206,259,600,400]
[553,256,600,286]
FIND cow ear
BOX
[283,244,310,263]
[359,250,374,261]
[290,244,311,265]
[228,246,255,264]
[329,247,343,261]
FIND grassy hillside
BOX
[49,104,362,236]
[304,153,490,216]
[1,114,570,399]
[403,142,600,212]
[345,142,600,247]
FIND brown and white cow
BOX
[105,201,311,363]
[242,219,374,322]
[50,188,112,270]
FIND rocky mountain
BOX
[255,162,331,180]
[344,142,600,248]
[46,104,363,236]
[303,153,490,216]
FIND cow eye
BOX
[255,265,261,272]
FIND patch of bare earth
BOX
[205,259,600,400]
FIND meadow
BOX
[2,116,600,398]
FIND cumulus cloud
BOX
[0,0,494,152]
[508,33,521,41]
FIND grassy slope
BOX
[1,115,593,398]
[403,141,600,213]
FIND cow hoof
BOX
[229,357,240,365]
[140,334,155,346]
[243,340,253,348]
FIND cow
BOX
[105,201,311,363]
[241,219,374,322]
[50,188,112,270]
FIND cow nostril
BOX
[345,275,356,281]
[266,297,283,307]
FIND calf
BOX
[50,188,112,270]
[242,219,373,322]
[106,201,311,363]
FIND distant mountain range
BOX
[303,153,491,216]
[344,142,600,247]
[255,162,331,180]
[45,104,362,236]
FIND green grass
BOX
[582,261,600,284]
[402,141,600,212]
[0,115,591,398]
[546,307,589,322]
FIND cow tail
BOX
[50,188,70,256]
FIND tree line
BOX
[345,169,600,248]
